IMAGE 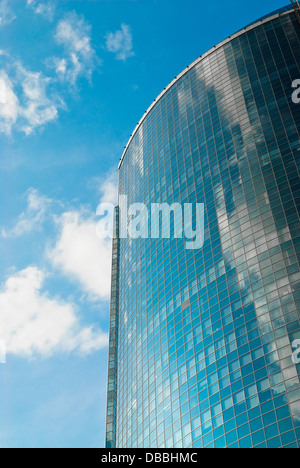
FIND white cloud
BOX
[2,172,116,301]
[99,171,118,205]
[47,173,117,301]
[49,210,112,301]
[105,24,134,61]
[0,62,61,135]
[54,58,67,75]
[2,188,52,238]
[17,64,60,135]
[27,0,55,21]
[53,12,98,85]
[0,71,18,134]
[0,0,16,27]
[0,267,108,358]
[0,11,97,136]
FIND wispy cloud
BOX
[0,61,62,135]
[2,171,115,303]
[27,0,55,21]
[0,267,108,358]
[0,0,16,27]
[2,189,52,238]
[52,12,98,85]
[0,71,19,134]
[47,172,117,301]
[16,63,61,135]
[49,210,112,301]
[98,171,118,205]
[105,24,134,61]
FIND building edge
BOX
[118,5,296,171]
[105,207,120,448]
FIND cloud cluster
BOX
[53,12,98,85]
[27,0,55,20]
[0,0,16,27]
[49,210,112,301]
[0,5,135,135]
[17,64,60,135]
[0,10,98,135]
[0,267,108,358]
[105,24,134,61]
[2,188,52,238]
[0,0,133,365]
[98,171,118,205]
[0,71,18,134]
[0,62,61,135]
[0,171,116,360]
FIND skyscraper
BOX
[106,5,300,448]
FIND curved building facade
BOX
[106,5,300,448]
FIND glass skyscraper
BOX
[106,5,300,448]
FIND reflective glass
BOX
[106,8,300,448]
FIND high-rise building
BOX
[106,5,300,448]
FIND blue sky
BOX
[0,0,289,448]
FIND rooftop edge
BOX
[118,6,295,170]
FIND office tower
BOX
[106,5,300,448]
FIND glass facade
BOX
[106,7,300,448]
